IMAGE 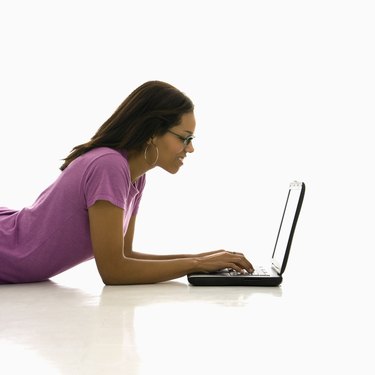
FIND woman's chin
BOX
[161,164,181,174]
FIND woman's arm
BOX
[88,200,253,285]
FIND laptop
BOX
[187,181,305,286]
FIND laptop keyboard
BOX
[229,266,270,277]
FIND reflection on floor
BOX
[0,260,372,374]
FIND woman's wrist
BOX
[188,257,201,273]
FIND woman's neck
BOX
[126,150,154,182]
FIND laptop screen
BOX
[272,181,305,274]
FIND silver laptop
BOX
[187,181,305,286]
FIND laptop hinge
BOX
[271,263,281,275]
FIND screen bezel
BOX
[271,181,305,275]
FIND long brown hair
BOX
[60,81,194,171]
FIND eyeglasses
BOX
[167,130,195,147]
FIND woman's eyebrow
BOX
[183,130,194,135]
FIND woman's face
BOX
[153,112,196,174]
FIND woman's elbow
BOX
[98,269,133,285]
[98,268,144,285]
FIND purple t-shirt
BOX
[0,147,146,283]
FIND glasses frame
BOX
[167,130,195,147]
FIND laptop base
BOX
[187,273,282,287]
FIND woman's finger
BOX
[230,253,254,272]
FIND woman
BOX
[0,81,253,284]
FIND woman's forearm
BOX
[128,250,195,260]
[101,256,199,285]
[95,246,253,285]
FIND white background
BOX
[1,0,374,276]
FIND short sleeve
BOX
[82,153,131,209]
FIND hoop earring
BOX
[144,143,159,166]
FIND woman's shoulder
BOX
[71,147,126,168]
[83,147,123,160]
[63,147,130,180]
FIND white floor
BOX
[1,259,373,375]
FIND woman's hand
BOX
[196,250,254,274]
